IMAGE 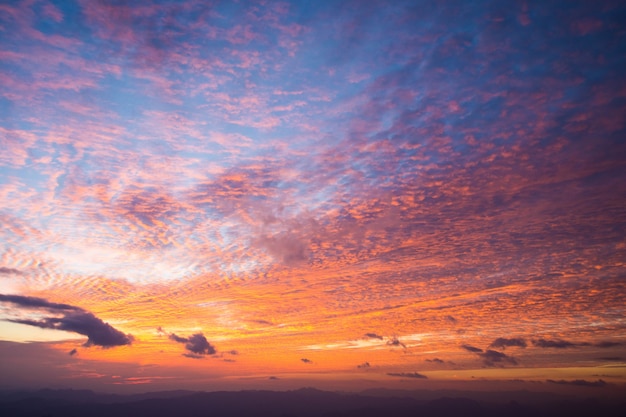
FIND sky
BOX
[0,0,625,395]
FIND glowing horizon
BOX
[1,0,625,394]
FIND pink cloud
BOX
[41,1,63,22]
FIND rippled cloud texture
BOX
[0,0,625,392]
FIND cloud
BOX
[594,341,622,348]
[1,0,625,388]
[182,353,204,359]
[488,337,527,349]
[478,349,518,366]
[0,267,23,275]
[169,333,188,343]
[251,319,273,326]
[459,342,517,366]
[0,294,80,312]
[387,372,428,379]
[532,338,577,349]
[169,332,216,356]
[10,312,134,347]
[597,357,623,361]
[547,379,607,387]
[301,358,312,364]
[461,344,483,353]
[357,361,370,368]
[387,336,406,349]
[184,334,216,355]
[255,231,310,266]
[364,333,383,340]
[0,294,133,347]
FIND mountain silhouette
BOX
[0,387,624,417]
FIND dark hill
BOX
[0,388,624,417]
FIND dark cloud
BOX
[489,337,527,349]
[387,372,428,379]
[387,336,406,349]
[597,357,623,361]
[594,341,622,348]
[0,267,23,275]
[169,332,216,356]
[182,353,204,359]
[478,349,517,366]
[364,333,383,340]
[461,344,483,353]
[169,333,188,343]
[68,348,77,356]
[10,311,133,347]
[301,358,312,364]
[532,338,576,349]
[547,379,607,387]
[425,358,445,364]
[0,293,79,311]
[445,315,457,323]
[186,333,215,355]
[357,361,370,368]
[269,376,279,380]
[0,293,133,347]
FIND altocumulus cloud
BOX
[0,294,133,347]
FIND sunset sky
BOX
[1,0,625,394]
